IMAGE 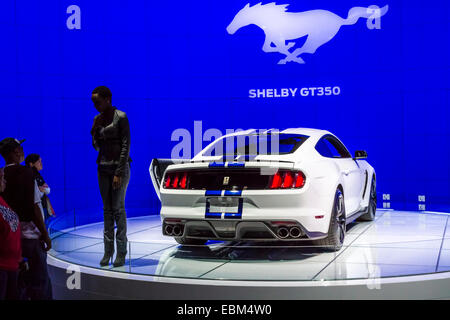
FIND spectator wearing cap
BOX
[0,167,21,300]
[25,154,54,223]
[0,138,52,300]
[91,86,131,267]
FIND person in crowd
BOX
[0,167,21,300]
[25,154,54,223]
[0,138,52,300]
[90,86,131,267]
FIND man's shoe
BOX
[100,253,113,266]
[113,253,126,267]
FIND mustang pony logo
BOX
[226,2,389,64]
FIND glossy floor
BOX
[49,210,450,281]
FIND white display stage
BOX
[47,209,450,299]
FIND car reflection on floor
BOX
[50,210,450,281]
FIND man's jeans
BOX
[19,239,53,300]
[0,269,18,300]
[98,164,130,256]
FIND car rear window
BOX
[203,133,309,156]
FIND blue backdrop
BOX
[0,0,449,219]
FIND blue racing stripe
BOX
[227,162,245,167]
[224,213,242,219]
[205,190,222,196]
[208,162,225,167]
[224,190,242,196]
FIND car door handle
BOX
[343,170,350,176]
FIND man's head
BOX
[92,86,112,113]
[25,153,43,171]
[0,167,6,193]
[0,138,25,164]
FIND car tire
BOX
[357,177,376,222]
[313,188,346,251]
[175,237,207,245]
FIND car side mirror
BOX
[354,150,367,160]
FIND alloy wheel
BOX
[370,179,377,216]
[336,191,346,244]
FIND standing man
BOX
[0,138,52,300]
[90,86,131,267]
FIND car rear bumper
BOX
[162,218,328,241]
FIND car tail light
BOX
[294,172,306,188]
[270,172,282,189]
[281,171,294,188]
[171,174,179,188]
[164,171,189,189]
[269,170,306,189]
[179,172,187,189]
[164,174,172,188]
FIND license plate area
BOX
[205,197,243,219]
[208,197,239,213]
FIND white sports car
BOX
[150,128,376,250]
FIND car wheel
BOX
[175,237,207,245]
[358,177,376,221]
[313,188,346,251]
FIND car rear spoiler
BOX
[149,158,186,200]
[149,158,296,200]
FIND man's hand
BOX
[41,233,52,251]
[19,257,29,273]
[92,115,102,128]
[91,116,103,136]
[112,175,122,190]
[39,183,50,193]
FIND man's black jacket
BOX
[91,108,131,177]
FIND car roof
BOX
[279,128,331,138]
[221,128,331,139]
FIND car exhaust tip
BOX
[164,224,174,236]
[172,225,183,237]
[289,226,302,238]
[277,227,289,239]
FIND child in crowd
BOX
[25,154,55,223]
